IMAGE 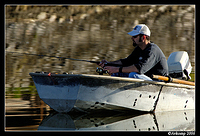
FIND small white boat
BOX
[29,72,195,113]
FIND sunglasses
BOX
[132,35,139,38]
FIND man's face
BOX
[131,35,140,47]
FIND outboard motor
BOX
[167,51,192,80]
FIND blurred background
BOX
[5,5,195,88]
[5,5,195,130]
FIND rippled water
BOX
[5,5,195,131]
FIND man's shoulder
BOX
[148,42,163,52]
[149,42,166,59]
[149,42,159,48]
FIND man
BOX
[99,24,168,81]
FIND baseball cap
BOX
[128,24,151,37]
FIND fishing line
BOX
[5,50,123,67]
[5,50,100,64]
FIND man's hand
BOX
[104,66,119,75]
[98,59,108,68]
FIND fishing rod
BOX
[5,50,121,67]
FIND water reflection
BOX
[5,87,52,131]
[38,110,194,131]
[5,95,195,132]
[5,85,195,131]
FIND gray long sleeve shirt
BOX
[120,42,168,78]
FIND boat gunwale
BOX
[29,73,195,89]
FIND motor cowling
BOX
[167,51,192,80]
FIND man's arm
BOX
[121,65,139,73]
[108,60,123,65]
[104,64,139,75]
[99,59,122,68]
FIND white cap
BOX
[128,24,151,37]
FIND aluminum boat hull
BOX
[29,73,195,113]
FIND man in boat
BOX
[99,24,168,81]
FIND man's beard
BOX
[132,41,137,47]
